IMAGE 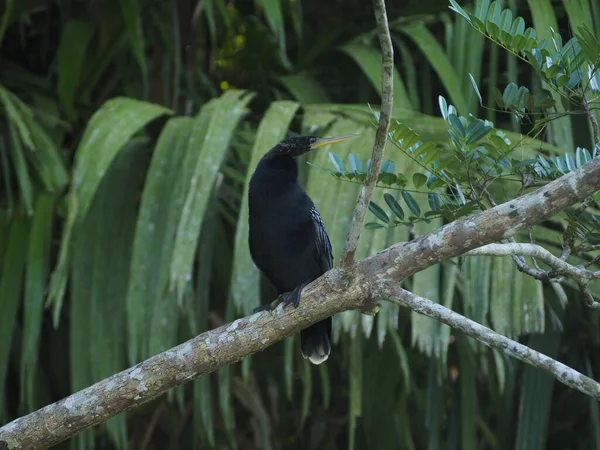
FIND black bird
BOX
[248,134,354,364]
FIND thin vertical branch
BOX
[340,0,394,267]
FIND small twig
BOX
[466,243,600,281]
[579,243,600,253]
[340,0,393,266]
[140,403,164,450]
[528,229,544,271]
[376,280,600,400]
[579,282,600,309]
[466,243,600,308]
[586,254,600,268]
[516,172,534,197]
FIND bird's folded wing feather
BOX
[310,205,334,272]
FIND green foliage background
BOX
[1,0,600,449]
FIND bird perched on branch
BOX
[248,134,355,364]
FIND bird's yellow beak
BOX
[310,134,359,150]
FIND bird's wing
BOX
[310,205,334,272]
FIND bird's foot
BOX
[280,282,308,309]
[252,298,281,314]
[252,283,309,313]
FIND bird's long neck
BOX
[264,152,298,173]
[254,154,299,187]
[249,154,303,210]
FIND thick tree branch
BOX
[340,0,393,266]
[375,280,600,399]
[2,148,600,449]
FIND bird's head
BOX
[268,134,358,158]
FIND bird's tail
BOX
[300,318,332,365]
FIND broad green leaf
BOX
[0,86,34,149]
[515,327,562,450]
[365,222,386,229]
[0,139,13,215]
[428,192,442,211]
[329,151,346,173]
[424,360,443,447]
[486,2,502,39]
[576,24,600,63]
[462,256,491,324]
[73,139,147,448]
[448,0,471,21]
[469,73,483,105]
[8,120,34,214]
[528,0,574,150]
[411,218,453,361]
[363,336,403,450]
[400,23,469,114]
[320,363,331,410]
[278,73,330,103]
[502,83,518,108]
[348,337,363,450]
[49,97,171,325]
[448,113,466,138]
[57,21,94,119]
[0,0,15,47]
[518,273,545,334]
[412,173,427,188]
[126,117,194,363]
[171,90,254,297]
[368,201,389,223]
[230,100,299,314]
[491,256,518,337]
[348,153,363,174]
[73,97,171,217]
[0,216,29,422]
[384,193,404,220]
[402,191,421,216]
[284,337,294,400]
[20,194,53,411]
[17,103,69,193]
[438,95,449,119]
[565,152,576,171]
[459,339,477,450]
[493,349,507,394]
[192,190,219,448]
[259,0,288,67]
[0,89,68,192]
[119,0,147,81]
[299,358,313,427]
[475,0,492,21]
[339,41,412,111]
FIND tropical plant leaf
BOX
[57,20,94,119]
[0,215,28,422]
[170,90,254,298]
[48,97,172,325]
[339,41,412,111]
[20,194,54,411]
[126,116,193,362]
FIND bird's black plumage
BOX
[248,135,349,364]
